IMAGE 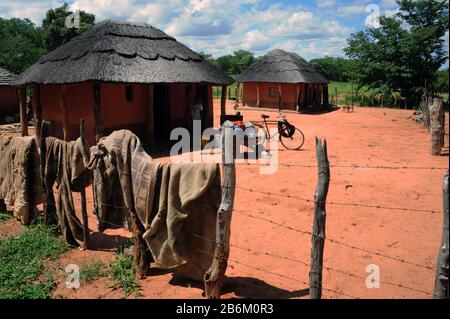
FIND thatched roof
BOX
[236,49,328,84]
[0,67,16,86]
[14,20,233,86]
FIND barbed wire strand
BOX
[234,209,435,271]
[236,186,442,215]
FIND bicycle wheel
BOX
[279,127,305,150]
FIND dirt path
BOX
[2,101,448,299]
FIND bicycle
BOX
[249,113,305,150]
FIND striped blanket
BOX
[89,130,220,281]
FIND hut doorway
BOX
[154,84,170,140]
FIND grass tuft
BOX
[80,259,107,283]
[0,223,68,299]
[109,252,141,297]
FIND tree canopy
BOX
[0,3,95,74]
[200,50,256,76]
[345,0,448,107]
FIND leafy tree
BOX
[0,18,45,74]
[345,0,448,108]
[435,69,449,94]
[199,51,215,64]
[309,57,357,82]
[200,50,256,76]
[41,2,95,51]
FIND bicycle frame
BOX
[251,118,282,141]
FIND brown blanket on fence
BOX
[45,136,91,247]
[88,130,220,281]
[0,134,42,224]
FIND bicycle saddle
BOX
[261,114,270,119]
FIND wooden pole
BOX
[131,209,150,279]
[220,85,227,115]
[32,85,42,144]
[335,86,338,105]
[40,120,57,225]
[204,122,236,299]
[323,84,329,108]
[256,83,260,108]
[428,98,444,155]
[79,119,90,250]
[278,84,282,111]
[309,137,330,299]
[235,83,240,108]
[434,170,449,299]
[18,88,28,136]
[59,85,70,141]
[93,83,103,143]
[296,85,301,112]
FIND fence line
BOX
[237,162,449,171]
[234,209,435,271]
[195,248,359,299]
[190,233,433,296]
[235,186,442,215]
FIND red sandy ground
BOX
[2,100,449,299]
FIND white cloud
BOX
[316,0,336,8]
[337,5,366,16]
[0,0,60,24]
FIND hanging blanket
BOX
[0,134,42,224]
[88,130,221,281]
[45,137,91,247]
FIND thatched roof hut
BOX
[236,49,329,112]
[14,20,233,143]
[0,67,18,121]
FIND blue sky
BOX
[0,0,448,62]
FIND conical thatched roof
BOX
[14,20,233,86]
[0,67,16,85]
[237,49,327,84]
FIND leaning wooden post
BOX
[93,83,104,143]
[428,98,444,156]
[79,119,90,250]
[434,170,449,299]
[235,83,240,108]
[18,87,28,136]
[309,137,330,299]
[204,122,236,299]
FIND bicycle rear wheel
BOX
[279,127,305,150]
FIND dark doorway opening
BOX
[153,84,170,140]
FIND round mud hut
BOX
[236,49,329,112]
[13,20,233,145]
[0,67,18,122]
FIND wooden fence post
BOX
[40,120,57,225]
[429,98,444,155]
[309,137,330,299]
[80,119,90,250]
[18,88,28,136]
[434,170,449,299]
[204,122,236,299]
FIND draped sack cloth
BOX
[0,134,42,224]
[45,137,91,247]
[88,130,220,281]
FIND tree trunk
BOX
[428,98,444,155]
[434,170,449,299]
[204,122,236,299]
[130,209,150,279]
[309,137,330,299]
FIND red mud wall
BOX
[100,83,148,139]
[0,86,19,116]
[242,82,297,110]
[40,83,95,143]
[169,84,187,129]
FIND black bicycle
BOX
[250,113,305,150]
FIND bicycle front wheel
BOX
[279,127,305,150]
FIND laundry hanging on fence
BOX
[88,130,221,281]
[0,134,42,224]
[44,136,91,247]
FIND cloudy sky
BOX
[0,0,448,61]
